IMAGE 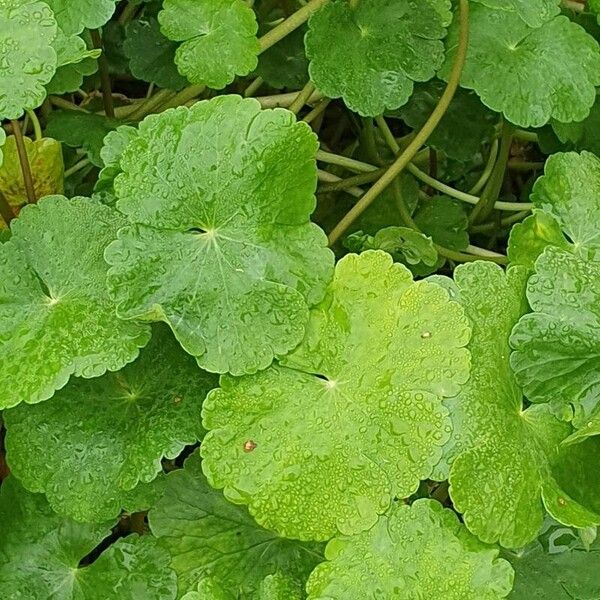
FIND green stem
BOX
[468,139,498,195]
[303,98,331,124]
[11,120,36,203]
[508,159,545,171]
[513,129,538,143]
[48,96,87,112]
[26,110,42,141]
[64,158,91,178]
[128,89,175,120]
[318,170,363,198]
[159,84,206,112]
[288,81,317,114]
[118,1,139,26]
[470,210,529,233]
[319,167,387,192]
[91,29,115,118]
[327,0,470,245]
[259,0,329,52]
[243,76,264,97]
[0,191,16,226]
[469,122,514,224]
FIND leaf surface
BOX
[4,324,217,521]
[306,499,514,600]
[159,0,259,88]
[148,452,322,598]
[0,196,150,409]
[305,0,452,116]
[105,96,333,375]
[202,251,471,539]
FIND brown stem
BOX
[0,191,16,226]
[11,120,36,203]
[91,29,115,118]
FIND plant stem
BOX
[318,167,386,192]
[244,76,264,97]
[91,29,115,119]
[513,129,538,143]
[26,110,42,141]
[257,89,324,109]
[48,96,87,112]
[318,170,363,197]
[562,0,584,12]
[128,88,175,120]
[469,122,514,224]
[118,1,139,25]
[64,158,91,178]
[316,149,376,172]
[159,84,206,112]
[508,160,545,171]
[10,120,36,203]
[259,0,329,52]
[288,81,317,114]
[468,139,498,195]
[470,210,529,233]
[327,0,470,245]
[303,98,331,124]
[0,191,16,226]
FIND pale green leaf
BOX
[472,0,560,27]
[305,0,452,116]
[45,0,117,35]
[441,5,600,128]
[306,499,514,600]
[0,196,150,409]
[159,0,259,88]
[105,96,333,375]
[0,0,57,119]
[201,251,471,540]
[0,476,176,599]
[434,261,590,547]
[4,324,217,521]
[148,452,322,598]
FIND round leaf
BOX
[306,0,452,116]
[159,0,259,88]
[4,324,217,521]
[124,17,187,90]
[0,0,57,120]
[440,5,600,128]
[105,96,333,375]
[201,251,471,540]
[0,196,150,409]
[0,476,176,599]
[148,452,322,598]
[472,0,560,27]
[45,0,117,35]
[306,499,514,600]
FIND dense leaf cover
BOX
[0,0,599,598]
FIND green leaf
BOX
[507,210,570,270]
[394,81,498,162]
[46,56,99,95]
[441,5,600,128]
[435,261,590,547]
[148,451,323,598]
[256,26,309,90]
[0,196,150,409]
[0,476,176,599]
[529,151,600,254]
[507,530,600,599]
[158,0,259,88]
[45,0,117,35]
[548,96,600,157]
[0,0,57,120]
[345,227,439,269]
[4,324,217,521]
[306,499,514,600]
[124,17,187,90]
[0,135,64,210]
[201,250,471,540]
[105,96,333,375]
[510,152,600,426]
[414,195,469,251]
[46,111,118,167]
[95,124,138,195]
[306,0,452,116]
[472,0,560,27]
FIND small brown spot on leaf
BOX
[243,440,257,453]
